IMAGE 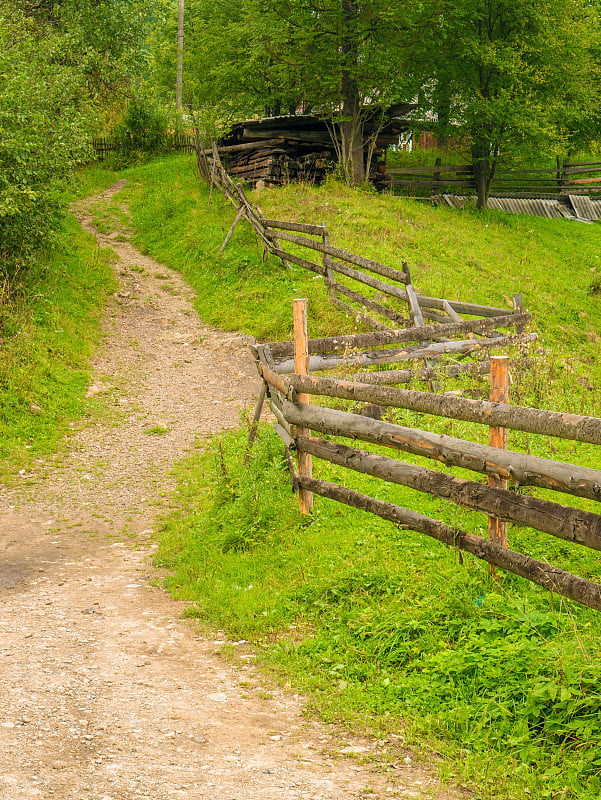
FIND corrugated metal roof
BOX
[567,195,601,221]
[432,194,601,221]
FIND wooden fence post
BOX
[433,156,442,192]
[322,224,338,304]
[488,356,509,576]
[294,298,313,514]
[561,157,570,193]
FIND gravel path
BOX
[0,182,461,800]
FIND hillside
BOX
[80,155,601,800]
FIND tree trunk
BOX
[340,0,364,186]
[471,137,491,209]
[435,82,452,148]
[176,0,184,110]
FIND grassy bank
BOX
[88,154,601,799]
[159,426,601,800]
[0,211,116,477]
[113,154,601,362]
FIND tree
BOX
[422,0,600,207]
[239,0,440,184]
[151,0,438,184]
[176,0,184,109]
[0,2,89,279]
[0,0,151,282]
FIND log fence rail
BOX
[248,301,601,614]
[388,158,601,196]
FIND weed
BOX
[144,425,169,436]
[588,272,601,297]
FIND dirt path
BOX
[0,183,461,800]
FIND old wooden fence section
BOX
[199,141,528,333]
[92,133,195,158]
[250,300,601,613]
[388,158,601,198]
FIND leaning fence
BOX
[199,139,527,334]
[249,299,601,613]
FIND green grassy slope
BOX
[94,154,601,800]
[0,213,117,477]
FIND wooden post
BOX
[293,298,313,514]
[488,355,509,576]
[433,156,442,193]
[219,206,245,254]
[561,158,570,194]
[322,224,337,304]
[512,292,524,335]
[243,383,266,466]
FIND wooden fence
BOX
[92,133,195,158]
[199,140,528,335]
[388,158,601,197]
[250,299,601,613]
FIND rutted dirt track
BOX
[0,183,461,800]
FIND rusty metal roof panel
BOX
[568,194,597,220]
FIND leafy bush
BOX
[0,4,91,281]
[110,99,170,166]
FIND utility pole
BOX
[176,0,184,110]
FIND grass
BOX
[105,153,601,366]
[42,154,601,798]
[0,214,116,477]
[158,423,601,800]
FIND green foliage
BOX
[111,99,171,166]
[149,0,434,183]
[0,1,91,278]
[55,0,152,98]
[421,0,601,206]
[0,0,151,282]
[22,0,153,102]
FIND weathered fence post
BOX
[512,293,524,335]
[488,355,509,576]
[294,298,313,514]
[561,157,570,194]
[433,156,442,193]
[322,223,337,304]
